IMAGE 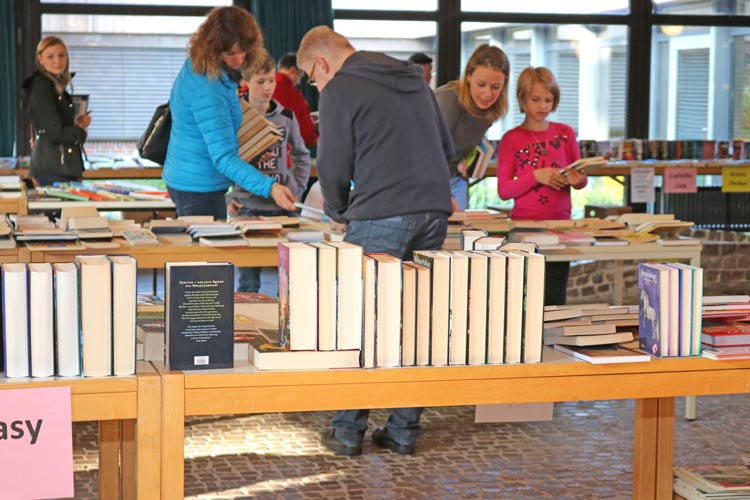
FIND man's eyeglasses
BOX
[308,61,317,87]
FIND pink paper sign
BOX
[664,167,697,193]
[0,386,74,499]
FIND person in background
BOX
[434,44,509,211]
[273,52,318,148]
[22,36,91,187]
[162,6,295,219]
[227,53,311,293]
[298,26,453,457]
[408,52,433,86]
[497,66,588,306]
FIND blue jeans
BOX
[167,186,228,219]
[450,176,468,211]
[333,211,448,447]
[235,207,292,293]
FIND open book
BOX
[560,156,607,176]
[465,137,495,181]
[238,100,282,163]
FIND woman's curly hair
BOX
[189,6,264,80]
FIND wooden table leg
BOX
[121,420,136,500]
[633,397,675,500]
[137,369,162,500]
[161,370,185,500]
[633,398,658,499]
[99,420,121,500]
[655,397,675,499]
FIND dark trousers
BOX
[545,261,571,306]
[166,186,228,219]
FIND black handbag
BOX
[137,102,171,164]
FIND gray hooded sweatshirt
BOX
[316,51,454,223]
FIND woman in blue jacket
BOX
[163,6,296,218]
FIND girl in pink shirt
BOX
[497,67,588,304]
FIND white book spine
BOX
[2,264,30,377]
[111,257,137,376]
[29,264,55,377]
[55,264,81,376]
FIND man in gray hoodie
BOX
[298,26,454,456]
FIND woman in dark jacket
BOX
[22,36,90,186]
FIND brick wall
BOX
[566,229,750,305]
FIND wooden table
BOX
[0,361,161,500]
[24,240,278,268]
[153,355,750,500]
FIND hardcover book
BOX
[2,263,30,377]
[637,263,669,357]
[165,262,234,370]
[249,329,360,371]
[76,255,113,377]
[278,242,317,350]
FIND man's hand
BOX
[270,183,297,211]
[533,167,569,190]
[227,198,243,217]
[329,219,347,233]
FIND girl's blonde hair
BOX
[35,36,71,95]
[189,6,264,80]
[457,44,510,123]
[516,66,560,113]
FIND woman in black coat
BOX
[22,36,91,186]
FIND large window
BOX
[653,0,750,15]
[43,14,199,141]
[333,0,437,11]
[649,25,750,141]
[461,0,629,15]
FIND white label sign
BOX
[630,167,655,203]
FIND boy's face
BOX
[248,69,276,105]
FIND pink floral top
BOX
[497,122,585,220]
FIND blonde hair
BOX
[457,44,509,123]
[297,26,355,68]
[242,52,276,81]
[35,36,71,95]
[516,66,560,113]
[189,6,264,80]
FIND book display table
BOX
[153,355,750,500]
[0,361,161,500]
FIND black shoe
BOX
[371,427,416,455]
[321,429,362,456]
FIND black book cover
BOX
[165,262,234,370]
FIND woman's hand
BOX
[457,158,468,179]
[270,183,297,211]
[76,113,91,129]
[227,198,243,216]
[533,167,569,190]
[565,168,587,189]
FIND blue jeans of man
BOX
[332,211,448,447]
[235,207,291,292]
[166,186,228,219]
[450,176,468,211]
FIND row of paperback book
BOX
[278,240,545,369]
[1,255,137,378]
[582,138,750,161]
[637,262,704,358]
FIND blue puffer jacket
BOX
[162,59,274,196]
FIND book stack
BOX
[237,100,282,162]
[1,255,137,378]
[637,262,704,357]
[0,214,15,249]
[147,219,191,245]
[543,303,648,364]
[673,465,750,499]
[700,295,750,360]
